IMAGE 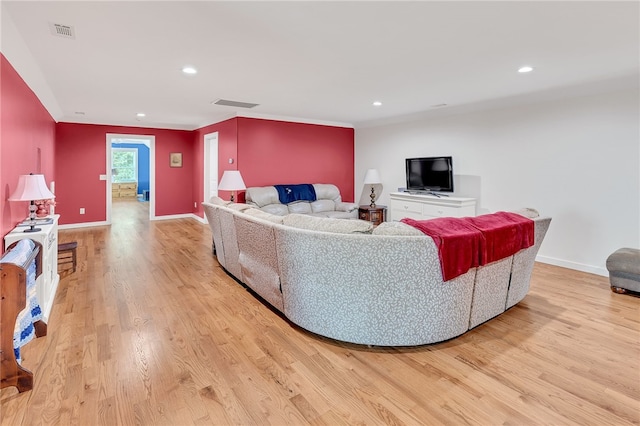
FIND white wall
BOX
[355,87,639,276]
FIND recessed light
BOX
[136,113,146,117]
[372,101,382,107]
[182,66,197,75]
[74,111,85,115]
[518,66,533,73]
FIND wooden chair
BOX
[58,241,78,273]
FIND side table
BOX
[358,205,387,227]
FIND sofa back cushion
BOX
[310,199,336,213]
[208,196,231,206]
[313,183,342,202]
[228,203,253,212]
[261,204,289,216]
[245,186,280,207]
[283,214,373,234]
[244,208,285,224]
[512,207,540,218]
[287,202,312,215]
[372,221,425,236]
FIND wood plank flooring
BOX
[1,199,639,425]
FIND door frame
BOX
[106,133,156,223]
[203,132,219,223]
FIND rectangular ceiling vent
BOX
[49,22,75,39]
[213,99,259,109]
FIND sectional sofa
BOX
[202,199,551,346]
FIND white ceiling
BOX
[2,1,639,130]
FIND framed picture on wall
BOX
[170,152,182,168]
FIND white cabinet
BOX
[389,192,476,221]
[5,215,60,322]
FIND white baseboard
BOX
[536,255,608,277]
[150,213,201,221]
[191,214,207,224]
[59,220,109,230]
[150,213,190,221]
[58,214,206,228]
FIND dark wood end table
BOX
[358,205,387,227]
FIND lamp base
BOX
[369,186,376,208]
[23,226,41,233]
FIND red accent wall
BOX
[237,118,355,201]
[55,123,194,224]
[1,54,56,240]
[192,117,354,218]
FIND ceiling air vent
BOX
[49,22,75,39]
[212,99,259,109]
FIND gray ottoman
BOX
[606,248,640,294]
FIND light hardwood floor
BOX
[1,200,639,425]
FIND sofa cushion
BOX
[311,199,336,213]
[287,202,312,215]
[283,214,373,234]
[313,183,341,202]
[209,196,231,206]
[323,211,359,219]
[227,203,253,212]
[244,208,285,224]
[513,207,540,218]
[260,204,289,216]
[245,186,280,207]
[335,201,358,212]
[373,221,425,236]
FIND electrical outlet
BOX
[80,208,85,214]
[194,202,197,208]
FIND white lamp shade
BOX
[9,174,56,201]
[363,169,381,184]
[218,170,246,191]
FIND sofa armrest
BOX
[335,202,358,212]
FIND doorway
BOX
[106,134,156,224]
[203,132,219,223]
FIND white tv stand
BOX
[389,192,476,221]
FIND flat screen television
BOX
[405,156,454,193]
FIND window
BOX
[112,148,137,183]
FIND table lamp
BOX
[218,170,246,203]
[363,169,381,207]
[9,174,56,233]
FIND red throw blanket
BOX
[465,212,535,265]
[402,212,535,281]
[401,217,484,281]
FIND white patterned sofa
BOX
[245,183,358,219]
[202,199,551,346]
